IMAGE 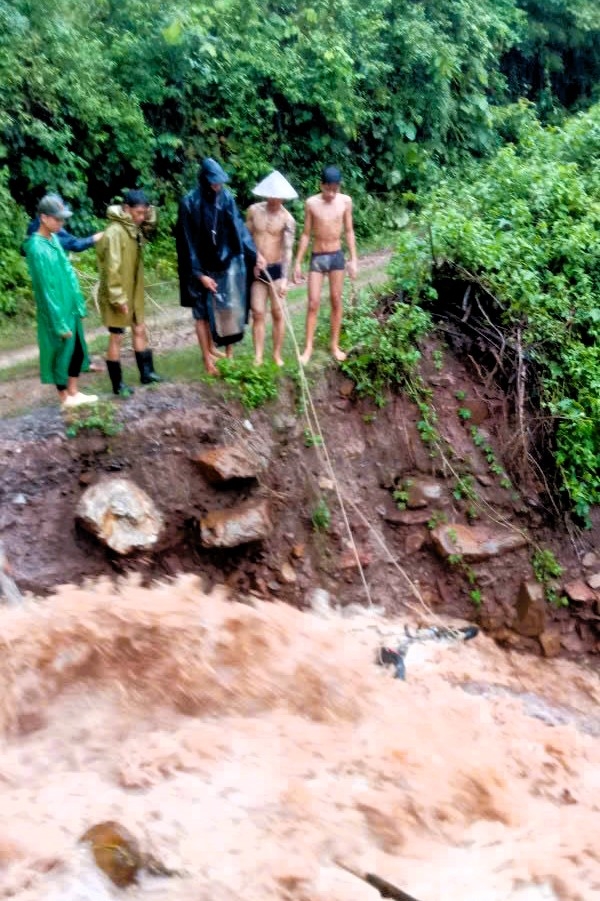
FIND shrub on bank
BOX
[390,102,600,520]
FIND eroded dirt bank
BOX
[1,355,599,659]
[1,577,599,900]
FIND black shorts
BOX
[108,326,125,335]
[257,262,283,282]
[309,249,345,273]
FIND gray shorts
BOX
[309,249,345,273]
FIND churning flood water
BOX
[1,575,599,900]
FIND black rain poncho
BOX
[176,159,257,346]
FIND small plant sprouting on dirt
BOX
[303,428,324,448]
[454,389,466,401]
[216,358,279,410]
[453,474,477,503]
[427,510,447,530]
[532,547,568,607]
[393,478,413,510]
[65,401,122,438]
[432,348,444,371]
[470,426,514,492]
[457,407,472,421]
[448,551,483,606]
[311,497,331,532]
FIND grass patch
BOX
[64,400,122,438]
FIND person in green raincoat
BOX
[24,195,98,409]
[96,189,162,397]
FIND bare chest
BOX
[254,208,288,237]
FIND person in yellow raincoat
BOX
[96,189,162,397]
[24,195,98,409]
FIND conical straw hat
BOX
[252,170,298,200]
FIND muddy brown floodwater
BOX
[1,575,599,900]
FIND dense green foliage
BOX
[391,102,600,519]
[1,0,599,317]
[341,295,432,404]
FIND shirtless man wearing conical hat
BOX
[246,171,298,366]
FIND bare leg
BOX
[251,281,268,365]
[66,375,79,396]
[195,320,219,376]
[132,322,147,353]
[106,331,123,363]
[270,283,285,366]
[299,271,323,365]
[329,269,346,361]
[209,342,226,359]
[225,344,234,359]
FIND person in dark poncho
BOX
[176,158,266,376]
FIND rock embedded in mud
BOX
[192,443,265,482]
[514,580,546,638]
[200,499,272,548]
[405,478,444,509]
[431,523,528,562]
[280,562,297,584]
[80,821,142,887]
[539,630,562,658]
[564,579,597,604]
[76,478,164,555]
[587,573,600,591]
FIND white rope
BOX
[266,274,374,607]
[270,273,467,636]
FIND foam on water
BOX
[0,575,598,900]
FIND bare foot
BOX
[204,360,219,377]
[273,355,284,367]
[332,347,347,362]
[253,357,263,367]
[299,348,312,366]
[210,347,226,359]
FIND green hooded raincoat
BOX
[96,204,150,329]
[24,233,90,385]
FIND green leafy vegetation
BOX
[311,497,332,533]
[392,102,600,519]
[216,358,280,410]
[64,401,122,438]
[1,0,599,320]
[340,292,432,405]
[532,547,568,607]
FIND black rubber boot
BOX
[106,359,134,398]
[135,349,162,385]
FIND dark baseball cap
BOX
[38,194,73,220]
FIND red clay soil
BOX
[0,347,599,662]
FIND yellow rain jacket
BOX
[96,204,155,328]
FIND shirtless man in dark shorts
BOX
[293,165,357,364]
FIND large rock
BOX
[192,444,265,483]
[431,523,528,562]
[514,580,546,638]
[564,579,596,604]
[200,499,272,548]
[77,478,163,555]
